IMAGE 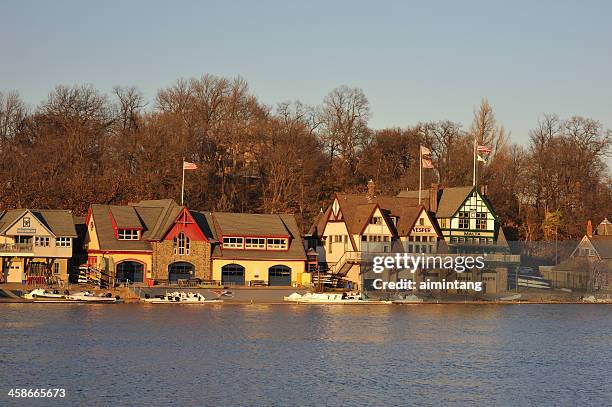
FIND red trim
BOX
[220,234,290,239]
[107,209,119,238]
[406,206,442,238]
[85,207,92,226]
[212,256,306,261]
[87,249,152,255]
[160,208,208,242]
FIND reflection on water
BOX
[1,304,611,406]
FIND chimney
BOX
[429,183,438,212]
[479,184,488,196]
[587,219,593,237]
[366,179,375,201]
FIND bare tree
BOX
[0,91,26,141]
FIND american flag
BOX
[183,161,198,170]
[477,145,491,154]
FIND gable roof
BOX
[590,236,612,259]
[88,199,182,251]
[0,209,76,237]
[434,186,476,218]
[331,193,429,238]
[398,186,498,219]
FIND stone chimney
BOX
[479,184,488,196]
[429,183,438,212]
[587,219,593,237]
[366,179,375,201]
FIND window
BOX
[370,216,383,225]
[419,218,424,226]
[35,236,50,247]
[118,229,139,240]
[408,244,413,252]
[173,232,190,255]
[53,263,60,275]
[223,237,244,249]
[267,238,288,250]
[458,212,469,229]
[476,212,487,230]
[440,219,447,228]
[245,238,266,249]
[56,237,71,247]
[90,221,94,231]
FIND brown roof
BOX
[590,235,612,259]
[211,212,291,237]
[210,212,306,261]
[0,209,76,237]
[89,200,182,251]
[333,193,427,238]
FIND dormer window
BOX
[118,229,139,240]
[267,238,288,250]
[223,237,244,249]
[245,238,266,249]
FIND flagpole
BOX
[418,146,422,205]
[181,158,185,206]
[472,135,477,187]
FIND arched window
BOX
[173,232,190,255]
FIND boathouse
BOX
[0,209,77,284]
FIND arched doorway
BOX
[268,265,291,286]
[169,262,194,282]
[116,261,144,283]
[221,264,245,286]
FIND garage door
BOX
[268,265,291,286]
[221,264,245,286]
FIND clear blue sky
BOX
[1,0,611,147]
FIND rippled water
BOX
[1,304,611,406]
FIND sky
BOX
[1,0,611,149]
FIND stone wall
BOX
[151,240,212,280]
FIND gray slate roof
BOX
[210,212,306,261]
[0,209,77,237]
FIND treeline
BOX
[0,74,610,240]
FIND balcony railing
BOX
[0,242,34,253]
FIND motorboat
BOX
[142,291,223,304]
[284,292,391,304]
[68,291,119,303]
[23,288,69,300]
[392,294,424,304]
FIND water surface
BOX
[1,304,610,406]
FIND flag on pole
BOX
[183,161,198,170]
[477,145,491,154]
[420,145,434,169]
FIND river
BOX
[1,303,611,406]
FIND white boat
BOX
[284,292,390,304]
[142,291,223,304]
[392,294,424,304]
[23,288,69,300]
[68,291,118,303]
